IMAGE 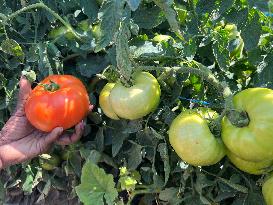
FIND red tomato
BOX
[25,75,90,132]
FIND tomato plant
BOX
[25,75,90,132]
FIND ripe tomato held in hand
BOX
[169,109,226,166]
[25,75,90,132]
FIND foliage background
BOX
[0,0,272,204]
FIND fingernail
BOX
[20,75,27,81]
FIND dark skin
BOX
[0,76,92,169]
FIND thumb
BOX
[44,127,64,145]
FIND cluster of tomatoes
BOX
[99,72,273,205]
[24,72,273,204]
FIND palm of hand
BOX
[0,76,86,167]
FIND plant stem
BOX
[138,65,250,127]
[138,65,231,97]
[4,2,82,41]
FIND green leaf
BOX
[217,177,248,194]
[127,142,143,170]
[252,54,273,88]
[159,187,182,205]
[69,151,82,177]
[241,11,262,51]
[95,0,125,52]
[37,42,53,77]
[77,55,109,78]
[212,31,230,71]
[157,143,170,185]
[75,161,118,205]
[126,0,141,11]
[112,125,129,157]
[95,127,105,152]
[130,41,163,58]
[219,0,235,15]
[225,8,248,30]
[80,0,99,22]
[116,22,132,82]
[22,165,34,194]
[154,0,183,39]
[133,5,165,29]
[1,39,24,61]
[196,0,218,14]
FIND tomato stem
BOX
[226,110,250,127]
[39,80,60,92]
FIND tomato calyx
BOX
[226,110,250,128]
[40,80,60,92]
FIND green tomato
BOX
[91,24,101,40]
[263,174,273,205]
[39,154,61,171]
[78,19,92,32]
[49,20,93,41]
[152,34,175,43]
[222,88,273,162]
[99,83,119,120]
[99,72,161,120]
[48,26,74,40]
[169,110,226,166]
[227,150,273,175]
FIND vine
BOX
[0,2,82,41]
[138,65,250,128]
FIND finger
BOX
[89,104,94,112]
[56,122,84,145]
[43,127,64,145]
[19,76,32,103]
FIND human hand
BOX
[0,76,92,169]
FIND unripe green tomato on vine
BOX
[222,88,273,162]
[48,26,74,40]
[169,109,226,166]
[263,174,273,205]
[227,150,273,175]
[39,154,61,171]
[92,24,101,40]
[99,72,161,120]
[49,20,99,41]
[152,34,175,44]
